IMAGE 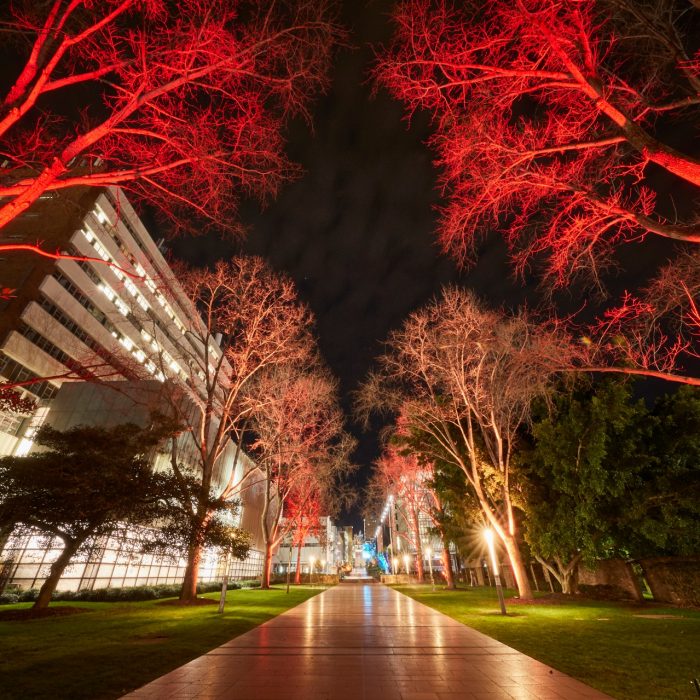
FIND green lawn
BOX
[394,585,700,700]
[0,586,322,700]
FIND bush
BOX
[578,583,634,601]
[18,589,39,602]
[3,580,236,604]
[237,579,258,589]
[153,584,182,598]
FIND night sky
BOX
[170,0,680,528]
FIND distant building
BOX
[272,516,339,577]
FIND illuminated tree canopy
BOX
[0,0,341,245]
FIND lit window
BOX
[94,206,108,224]
[15,438,34,457]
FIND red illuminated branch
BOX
[577,366,700,387]
[377,0,700,286]
[0,244,143,279]
[0,0,342,245]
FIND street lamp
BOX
[426,547,435,591]
[403,553,410,575]
[309,555,315,586]
[483,528,507,615]
[392,556,398,575]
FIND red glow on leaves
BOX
[0,0,342,244]
[376,0,700,286]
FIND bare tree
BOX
[369,441,427,582]
[149,257,315,603]
[376,0,700,285]
[248,362,354,588]
[359,287,579,599]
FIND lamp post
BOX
[309,555,315,587]
[403,553,410,576]
[217,548,231,614]
[426,547,435,591]
[484,528,507,615]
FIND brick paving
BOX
[123,583,613,700]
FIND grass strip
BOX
[394,585,700,700]
[0,585,323,699]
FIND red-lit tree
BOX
[377,0,700,387]
[393,421,458,589]
[286,487,325,584]
[0,0,341,246]
[359,287,579,600]
[370,442,427,582]
[580,249,700,387]
[248,362,353,589]
[376,0,700,284]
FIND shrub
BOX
[238,579,260,589]
[3,580,236,604]
[578,583,633,601]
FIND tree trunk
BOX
[294,541,302,584]
[440,534,455,589]
[179,540,202,603]
[179,506,213,603]
[410,506,424,583]
[33,538,81,611]
[501,533,533,600]
[554,554,582,595]
[560,568,579,595]
[261,541,273,589]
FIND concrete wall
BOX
[578,559,644,602]
[639,557,700,607]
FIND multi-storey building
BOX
[0,185,202,455]
[272,516,339,577]
[0,186,268,591]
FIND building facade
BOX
[272,516,340,577]
[0,186,268,591]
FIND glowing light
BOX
[483,528,498,574]
[483,528,507,615]
[403,553,410,575]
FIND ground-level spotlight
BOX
[483,528,507,615]
[403,553,411,575]
[392,557,399,574]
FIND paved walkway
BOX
[124,584,613,700]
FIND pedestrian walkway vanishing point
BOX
[124,583,613,700]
